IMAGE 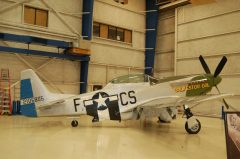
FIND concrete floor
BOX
[0,115,226,159]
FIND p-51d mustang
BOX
[20,56,232,134]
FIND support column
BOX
[82,0,94,40]
[145,0,159,75]
[80,61,89,93]
[80,0,94,93]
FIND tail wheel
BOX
[71,120,78,127]
[185,119,201,134]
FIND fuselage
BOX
[35,73,215,121]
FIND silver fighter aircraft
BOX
[20,56,232,134]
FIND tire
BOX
[185,119,201,134]
[71,120,78,127]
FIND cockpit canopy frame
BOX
[109,74,159,85]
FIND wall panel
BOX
[154,9,175,78]
[176,0,240,115]
[90,0,145,86]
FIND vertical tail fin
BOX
[20,69,50,117]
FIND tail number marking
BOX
[119,91,137,106]
[21,96,44,105]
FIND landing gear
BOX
[183,105,201,134]
[185,119,201,134]
[157,107,177,123]
[92,116,99,123]
[71,120,78,127]
[158,117,171,123]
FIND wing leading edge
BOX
[121,93,234,113]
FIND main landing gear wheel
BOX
[183,104,201,134]
[71,120,78,127]
[185,119,201,134]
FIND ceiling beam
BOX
[158,0,191,10]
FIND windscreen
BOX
[110,74,149,84]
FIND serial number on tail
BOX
[21,96,44,105]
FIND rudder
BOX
[20,69,50,117]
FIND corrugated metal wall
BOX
[155,9,175,78]
[175,0,240,116]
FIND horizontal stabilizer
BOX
[37,99,66,109]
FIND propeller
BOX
[199,55,227,76]
[214,56,227,77]
[199,55,211,74]
[198,55,229,109]
[215,85,229,109]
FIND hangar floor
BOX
[0,115,226,159]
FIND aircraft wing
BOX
[121,93,234,113]
[37,99,66,109]
[187,93,234,105]
[133,93,234,110]
[141,93,233,109]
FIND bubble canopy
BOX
[109,74,159,85]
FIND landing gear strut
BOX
[71,120,78,127]
[183,105,201,134]
[92,116,99,123]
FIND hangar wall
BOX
[89,0,146,91]
[0,0,83,99]
[0,0,146,99]
[154,9,175,78]
[175,0,240,115]
[1,0,237,116]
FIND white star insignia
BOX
[94,93,108,108]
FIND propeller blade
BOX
[215,85,229,109]
[223,99,229,109]
[214,56,227,77]
[199,55,211,74]
[215,85,221,94]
